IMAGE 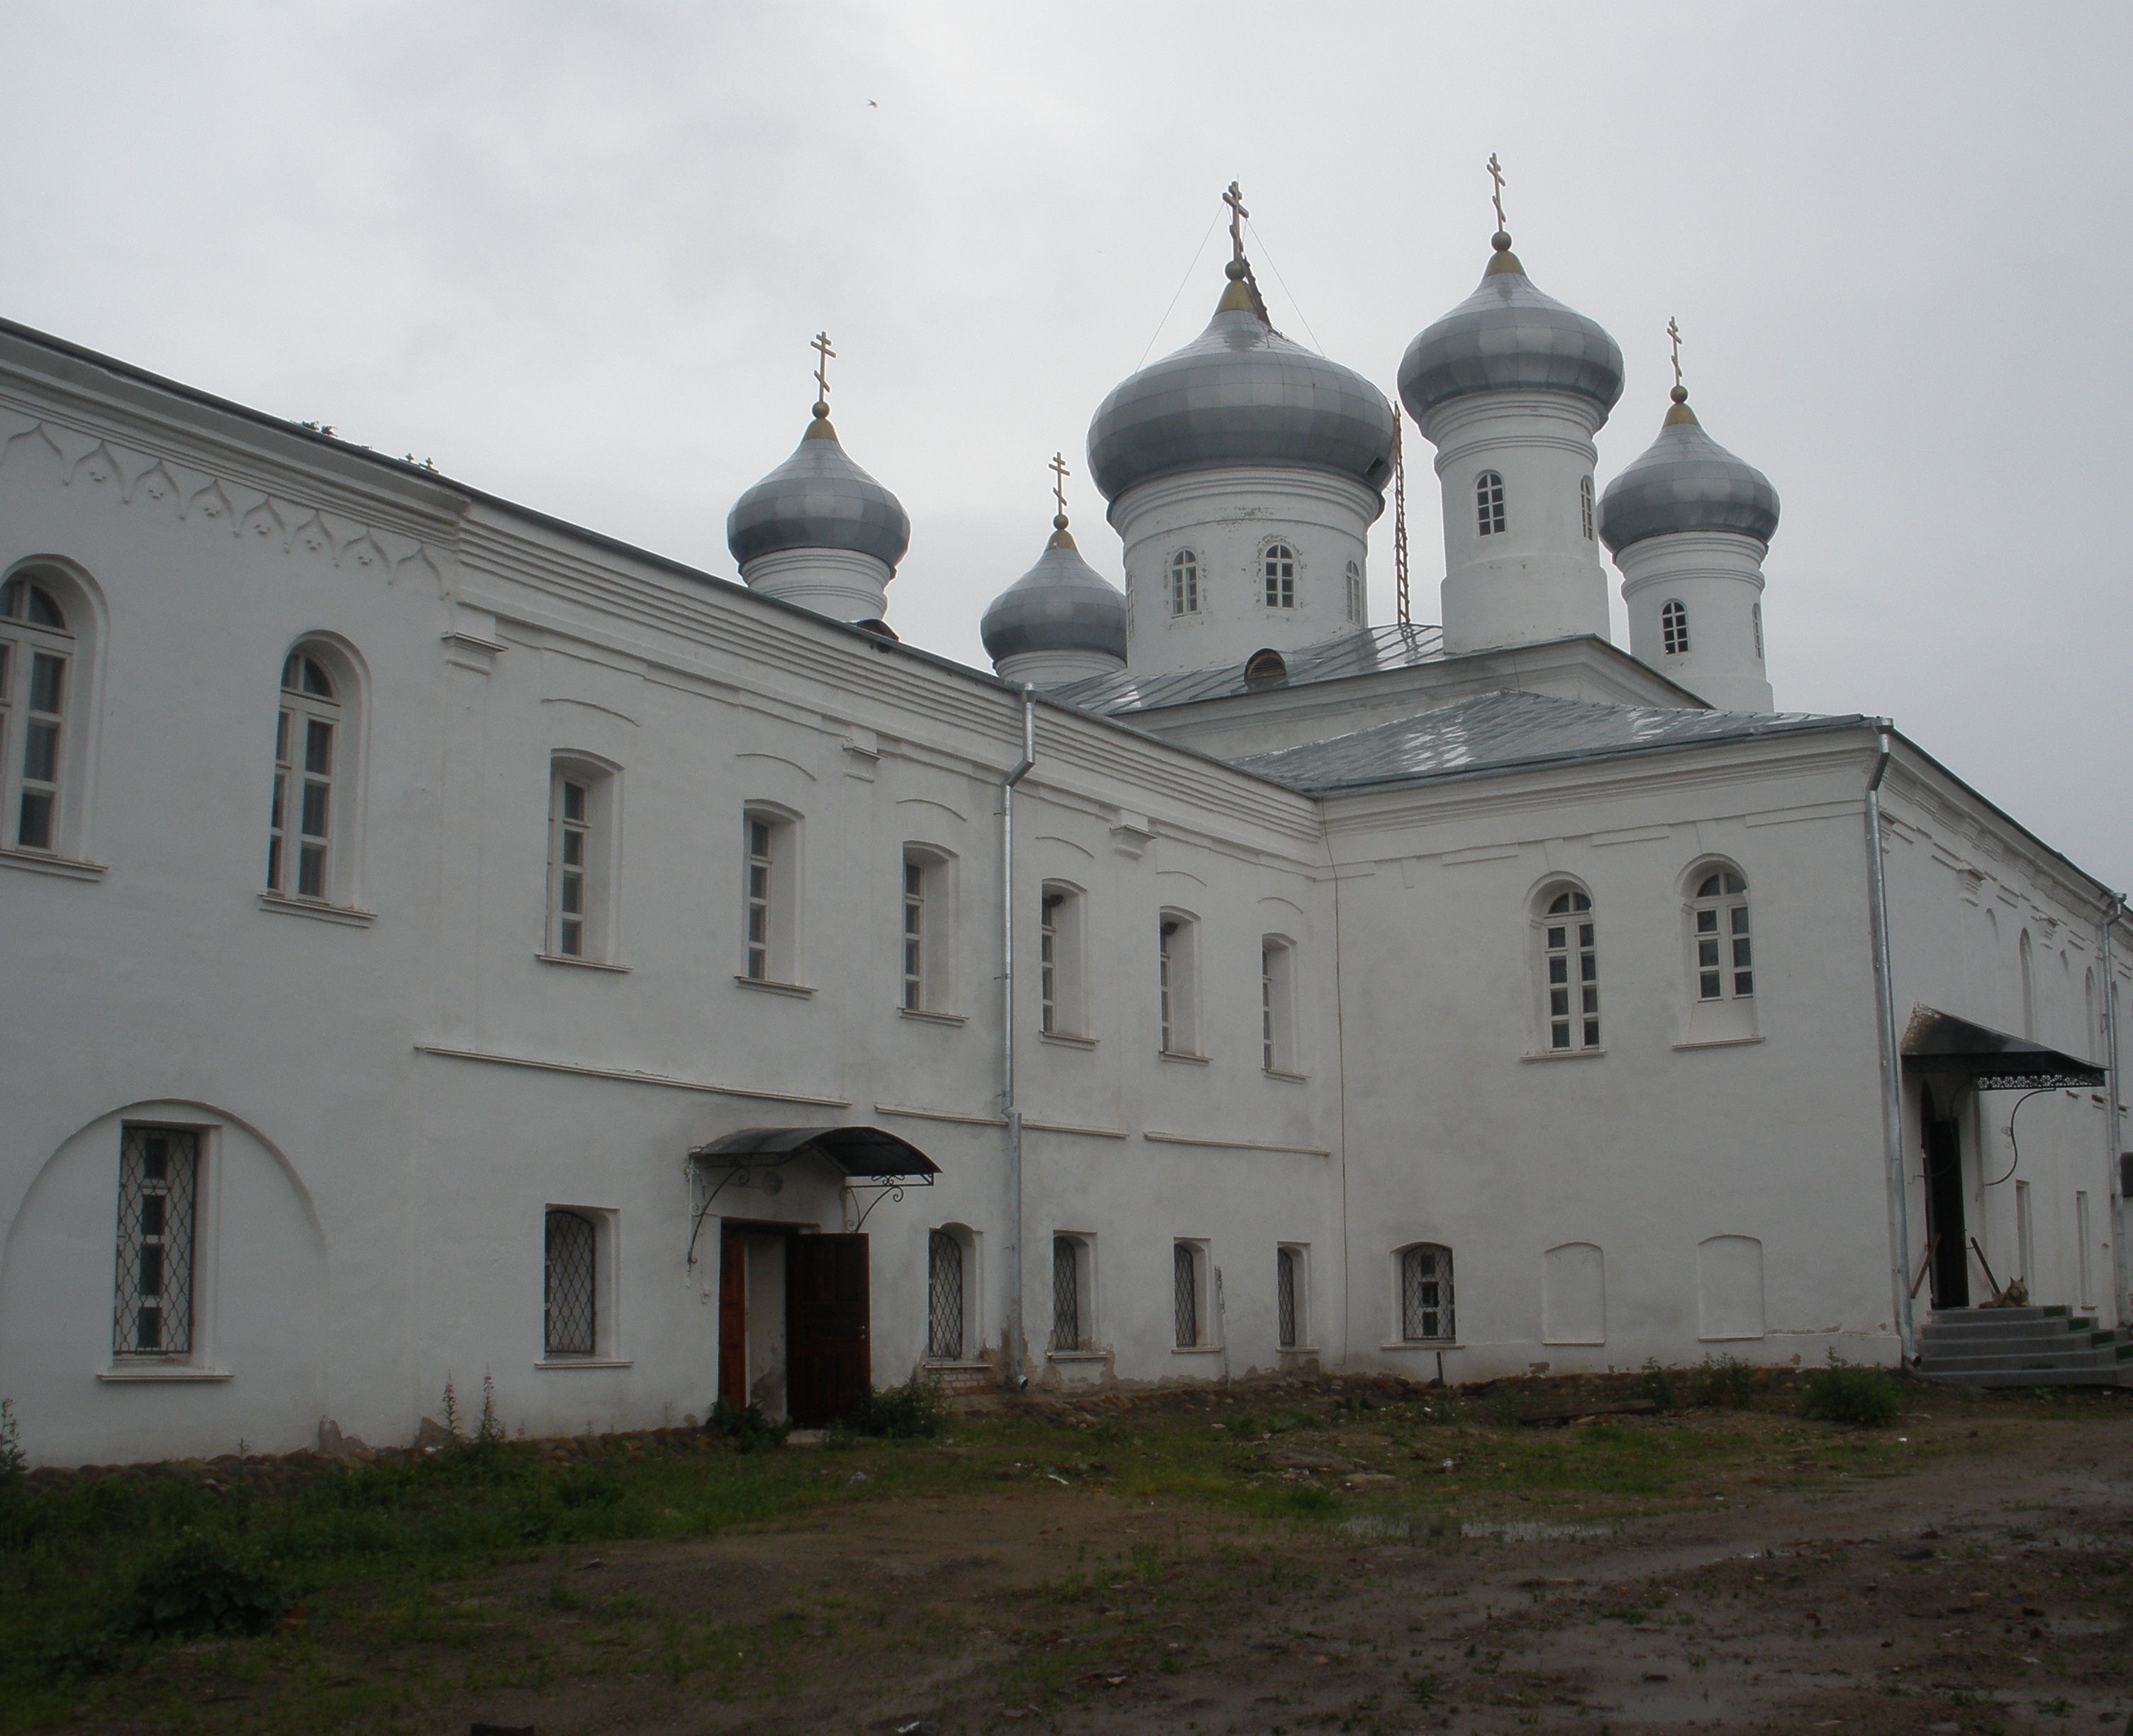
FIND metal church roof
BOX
[1228,689,1866,796]
[1051,623,1448,716]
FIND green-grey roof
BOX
[1052,623,1447,716]
[1231,691,1865,795]
[1600,408,1780,553]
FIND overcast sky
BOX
[5,3,2129,886]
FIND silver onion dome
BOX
[1086,275,1396,503]
[1399,235,1625,423]
[980,523,1128,666]
[726,408,912,571]
[1599,394,1780,553]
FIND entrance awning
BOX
[689,1125,941,1180]
[1900,1006,2107,1091]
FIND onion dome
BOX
[1599,389,1781,553]
[726,402,911,572]
[981,513,1127,668]
[1398,232,1625,423]
[1086,261,1396,503]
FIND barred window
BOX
[1276,1245,1300,1349]
[1169,549,1199,616]
[1173,1241,1203,1347]
[1400,1243,1454,1342]
[1579,475,1595,540]
[1692,869,1752,1001]
[927,1229,964,1359]
[1263,543,1296,609]
[114,1128,199,1357]
[1543,887,1599,1050]
[1475,471,1505,536]
[543,1208,597,1357]
[1661,599,1689,656]
[1,574,74,853]
[1052,1235,1082,1352]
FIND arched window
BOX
[1243,647,1288,689]
[543,1208,597,1357]
[927,1228,964,1359]
[1039,883,1086,1037]
[1158,913,1201,1055]
[1168,549,1198,616]
[1262,937,1297,1073]
[1541,886,1598,1050]
[1475,472,1505,536]
[1661,599,1690,656]
[1691,869,1752,1001]
[267,650,340,901]
[1751,601,1764,658]
[741,805,801,984]
[1345,560,1362,623]
[1579,475,1595,541]
[1263,542,1296,609]
[1400,1244,1454,1342]
[1,572,75,853]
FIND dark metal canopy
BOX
[688,1125,941,1179]
[1900,1007,2106,1091]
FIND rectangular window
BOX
[1158,916,1197,1055]
[1276,1245,1301,1349]
[746,818,773,980]
[557,777,589,955]
[1040,893,1060,1034]
[1545,917,1598,1050]
[1400,1244,1453,1342]
[1052,1235,1082,1352]
[113,1128,198,1357]
[1262,940,1296,1072]
[1173,1242,1201,1347]
[1159,922,1176,1050]
[543,1208,598,1357]
[928,1229,965,1359]
[902,857,925,1010]
[19,650,64,851]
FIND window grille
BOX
[902,857,925,1010]
[1475,472,1505,536]
[1052,1236,1081,1352]
[745,818,773,979]
[1276,1247,1298,1348]
[1345,560,1361,623]
[1579,475,1595,541]
[2,577,71,852]
[1661,599,1690,656]
[544,1208,596,1357]
[1172,1242,1199,1347]
[113,1127,198,1356]
[1401,1245,1453,1341]
[1751,601,1763,658]
[1544,889,1598,1050]
[1168,550,1198,616]
[1159,920,1177,1051]
[928,1230,964,1359]
[1040,893,1061,1034]
[1263,543,1296,609]
[268,652,337,900]
[555,777,589,955]
[1693,870,1752,1001]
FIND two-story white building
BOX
[1,203,2124,1466]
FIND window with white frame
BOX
[1541,886,1599,1050]
[547,759,616,961]
[1400,1243,1454,1342]
[543,1208,597,1356]
[1345,560,1362,623]
[1168,549,1199,616]
[901,847,954,1012]
[0,572,76,854]
[1262,937,1296,1073]
[1051,1233,1091,1352]
[1173,1240,1208,1347]
[1040,885,1086,1037]
[1276,1244,1306,1349]
[1263,542,1296,609]
[1475,471,1505,536]
[1040,891,1061,1033]
[1159,913,1200,1054]
[742,808,799,982]
[1661,599,1690,655]
[113,1126,199,1357]
[1691,869,1752,1001]
[267,650,341,901]
[927,1228,965,1359]
[1579,475,1595,540]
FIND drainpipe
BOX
[1000,686,1036,1387]
[1864,725,1915,1362]
[2103,894,2129,1328]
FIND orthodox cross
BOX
[1049,451,1071,517]
[1224,180,1249,262]
[1486,153,1508,230]
[811,330,836,404]
[1667,317,1684,389]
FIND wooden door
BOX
[786,1233,870,1428]
[717,1228,748,1411]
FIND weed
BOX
[114,1530,285,1637]
[1691,1354,1759,1410]
[1798,1353,1901,1428]
[1630,1359,1677,1410]
[706,1398,791,1452]
[845,1376,951,1440]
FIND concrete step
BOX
[1917,1366,2133,1389]
[1920,1352,2124,1376]
[1920,1318,2112,1346]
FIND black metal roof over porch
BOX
[1900,1006,2107,1091]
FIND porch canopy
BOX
[1900,1006,2107,1091]
[688,1125,941,1181]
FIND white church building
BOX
[1,192,2127,1465]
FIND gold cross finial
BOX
[1486,153,1508,232]
[1223,180,1249,263]
[810,330,836,411]
[1049,452,1071,519]
[1668,316,1684,389]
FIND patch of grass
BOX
[1798,1353,1902,1428]
[1630,1359,1678,1410]
[842,1376,952,1440]
[1691,1354,1759,1410]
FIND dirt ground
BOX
[342,1392,2132,1736]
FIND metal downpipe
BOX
[1000,686,1036,1387]
[2103,896,2129,1328]
[1865,727,1916,1363]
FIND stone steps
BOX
[1915,1306,2133,1389]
